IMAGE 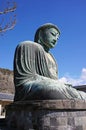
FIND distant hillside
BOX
[0,68,14,94]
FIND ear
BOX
[37,30,42,44]
[38,30,42,38]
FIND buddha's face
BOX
[39,27,59,49]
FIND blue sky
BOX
[0,0,86,85]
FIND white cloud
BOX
[59,68,86,86]
[81,68,86,81]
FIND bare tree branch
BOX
[0,2,17,15]
[0,1,17,34]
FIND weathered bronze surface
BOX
[13,23,86,101]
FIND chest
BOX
[45,53,57,76]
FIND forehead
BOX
[44,27,59,33]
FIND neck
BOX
[39,39,50,52]
[43,44,50,52]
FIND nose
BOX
[54,36,58,42]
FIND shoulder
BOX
[17,40,43,50]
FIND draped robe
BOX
[14,41,86,101]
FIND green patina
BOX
[13,23,86,101]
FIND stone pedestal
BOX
[5,100,86,130]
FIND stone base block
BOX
[5,100,86,130]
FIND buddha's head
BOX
[34,23,60,52]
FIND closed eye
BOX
[50,32,56,36]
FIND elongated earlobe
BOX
[38,30,43,43]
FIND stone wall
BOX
[5,100,86,130]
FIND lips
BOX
[51,41,56,45]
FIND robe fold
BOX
[14,41,86,101]
[14,41,58,101]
